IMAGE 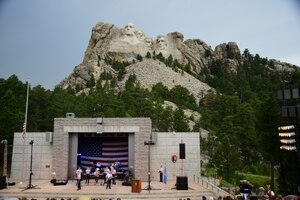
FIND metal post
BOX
[148,144,151,190]
[29,140,33,188]
[143,136,158,191]
[180,139,184,176]
[1,140,7,177]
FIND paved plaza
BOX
[0,179,214,200]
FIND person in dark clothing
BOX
[239,180,252,200]
[159,165,163,182]
[106,172,112,189]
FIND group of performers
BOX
[75,161,122,190]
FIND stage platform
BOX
[0,179,215,200]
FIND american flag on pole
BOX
[22,81,29,143]
[21,122,26,142]
[79,136,128,170]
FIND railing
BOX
[193,175,234,198]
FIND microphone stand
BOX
[21,140,39,191]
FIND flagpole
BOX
[24,81,30,139]
[21,81,30,181]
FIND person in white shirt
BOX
[76,167,82,190]
[106,172,112,189]
[85,167,91,184]
[111,166,117,184]
[94,168,100,185]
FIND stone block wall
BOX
[150,132,200,181]
[10,132,53,180]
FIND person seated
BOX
[115,161,121,169]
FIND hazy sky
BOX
[0,0,300,90]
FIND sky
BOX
[0,0,300,90]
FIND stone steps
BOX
[1,191,214,200]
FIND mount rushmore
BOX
[59,22,294,99]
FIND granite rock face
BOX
[118,59,212,103]
[59,22,295,97]
[59,22,217,95]
[81,22,215,71]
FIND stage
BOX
[0,179,214,200]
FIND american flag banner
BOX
[21,122,26,142]
[78,136,128,170]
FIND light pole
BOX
[144,140,155,191]
[277,88,300,194]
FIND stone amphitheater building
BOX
[10,116,201,182]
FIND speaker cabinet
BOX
[179,143,185,159]
[176,176,188,190]
[0,176,7,190]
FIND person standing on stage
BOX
[111,166,117,184]
[94,168,100,185]
[85,167,91,185]
[159,165,163,182]
[106,171,112,189]
[76,166,82,190]
[104,166,110,185]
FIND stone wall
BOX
[10,132,53,180]
[150,132,200,181]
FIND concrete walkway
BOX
[0,179,214,200]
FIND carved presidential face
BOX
[124,23,135,36]
[145,38,153,47]
[157,36,167,50]
[136,30,145,40]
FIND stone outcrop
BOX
[268,59,296,72]
[215,42,240,60]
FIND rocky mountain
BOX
[59,22,295,98]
